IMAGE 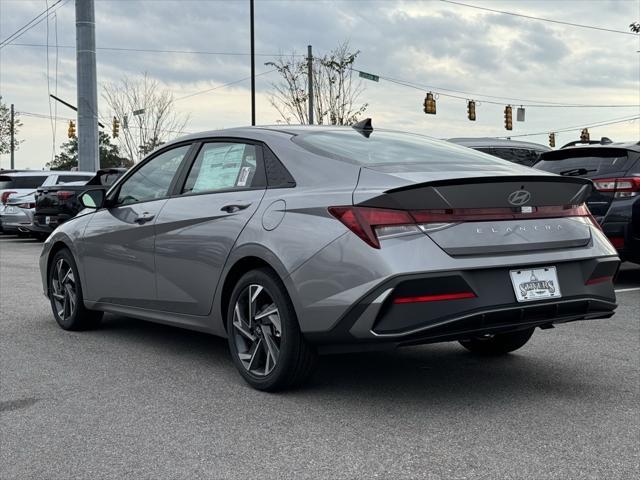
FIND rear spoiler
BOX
[357,175,592,210]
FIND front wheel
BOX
[459,328,535,355]
[48,249,103,331]
[227,268,317,391]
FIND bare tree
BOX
[102,73,190,162]
[266,42,368,125]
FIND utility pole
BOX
[75,0,99,171]
[250,0,256,126]
[10,104,15,169]
[307,45,314,125]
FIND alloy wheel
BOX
[232,284,282,377]
[51,258,77,322]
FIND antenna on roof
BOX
[352,118,373,138]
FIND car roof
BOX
[560,141,640,153]
[161,124,448,148]
[0,170,95,177]
[448,137,551,151]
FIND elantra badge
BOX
[508,189,531,206]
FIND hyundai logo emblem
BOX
[508,190,531,206]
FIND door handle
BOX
[221,203,252,213]
[134,212,155,224]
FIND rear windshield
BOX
[293,130,510,169]
[535,153,632,177]
[0,175,48,189]
[475,147,542,166]
[56,175,93,184]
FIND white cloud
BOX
[0,0,638,169]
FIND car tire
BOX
[459,328,534,355]
[48,248,103,331]
[226,268,317,391]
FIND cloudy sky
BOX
[1,0,639,170]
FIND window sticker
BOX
[237,166,252,187]
[192,144,244,192]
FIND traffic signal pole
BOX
[307,45,313,125]
[10,104,15,169]
[75,0,99,171]
[250,0,255,126]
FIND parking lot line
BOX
[614,287,640,293]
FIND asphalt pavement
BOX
[1,235,638,479]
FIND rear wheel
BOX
[459,328,534,355]
[48,249,103,330]
[227,268,317,391]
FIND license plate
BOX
[510,266,562,302]
[45,216,51,225]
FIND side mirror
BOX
[79,189,105,209]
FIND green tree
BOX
[0,96,23,155]
[47,132,133,170]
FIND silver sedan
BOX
[39,123,620,391]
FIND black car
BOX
[448,138,551,167]
[535,142,640,264]
[31,168,126,235]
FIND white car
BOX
[0,171,94,233]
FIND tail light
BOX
[607,236,625,249]
[1,191,17,204]
[329,204,600,249]
[593,177,640,198]
[16,203,36,209]
[56,191,74,201]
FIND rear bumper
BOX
[305,256,619,349]
[32,213,68,234]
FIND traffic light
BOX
[67,120,76,138]
[112,117,120,138]
[467,100,476,121]
[580,128,590,143]
[504,105,513,130]
[549,132,555,148]
[423,92,436,115]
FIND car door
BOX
[80,144,193,309]
[154,140,267,315]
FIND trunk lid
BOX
[354,167,594,256]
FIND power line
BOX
[5,42,306,57]
[0,0,68,49]
[353,68,640,108]
[439,0,639,36]
[174,69,277,101]
[504,115,640,138]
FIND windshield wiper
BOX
[559,168,597,176]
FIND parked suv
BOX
[535,142,640,264]
[448,138,551,167]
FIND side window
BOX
[182,142,258,194]
[117,145,190,206]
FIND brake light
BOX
[328,206,414,248]
[17,203,36,209]
[56,191,75,201]
[329,204,601,248]
[593,177,640,198]
[1,191,17,204]
[607,236,625,249]
[393,292,476,304]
